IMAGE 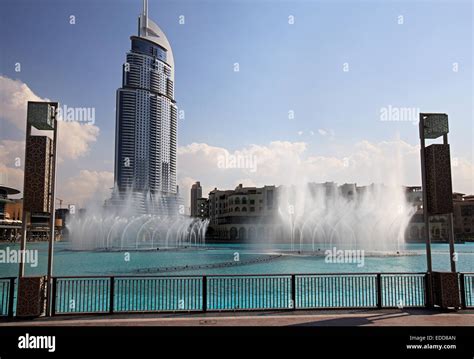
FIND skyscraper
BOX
[190,181,202,217]
[113,0,179,214]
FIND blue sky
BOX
[0,0,472,205]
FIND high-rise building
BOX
[113,0,178,214]
[190,182,202,217]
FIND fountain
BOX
[67,182,414,253]
[276,182,416,253]
[68,213,209,251]
[66,190,209,251]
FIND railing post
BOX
[425,272,433,308]
[376,274,382,309]
[291,274,296,310]
[459,273,466,309]
[202,276,207,312]
[50,277,57,316]
[8,278,15,318]
[109,277,115,314]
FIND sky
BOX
[0,0,472,211]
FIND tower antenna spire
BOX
[140,0,148,36]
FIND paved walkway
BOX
[2,309,474,326]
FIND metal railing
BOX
[53,277,111,314]
[207,275,291,311]
[114,276,203,312]
[296,274,378,309]
[50,272,434,315]
[0,278,15,318]
[0,272,469,318]
[461,273,474,308]
[381,273,426,308]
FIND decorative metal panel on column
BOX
[419,113,459,309]
[424,144,454,215]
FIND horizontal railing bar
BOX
[9,272,472,280]
[296,272,427,276]
[207,274,291,278]
[53,274,206,279]
[52,272,430,280]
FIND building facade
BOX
[113,1,179,214]
[453,193,474,240]
[196,197,209,219]
[201,183,474,243]
[204,183,370,241]
[0,187,21,241]
[205,184,277,241]
[404,187,474,242]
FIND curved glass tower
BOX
[114,0,179,214]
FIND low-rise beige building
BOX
[206,184,277,241]
[453,193,474,240]
[405,187,474,242]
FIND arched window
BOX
[242,207,247,212]
[242,197,247,204]
[248,227,256,240]
[235,207,240,212]
[235,197,240,205]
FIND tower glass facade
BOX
[190,182,202,217]
[113,2,179,214]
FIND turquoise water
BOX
[0,241,473,277]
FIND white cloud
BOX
[60,170,114,207]
[0,77,41,131]
[0,140,25,192]
[0,76,102,198]
[56,121,99,160]
[0,163,23,193]
[0,140,24,164]
[0,75,99,161]
[178,140,474,201]
[317,128,335,138]
[452,158,474,195]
